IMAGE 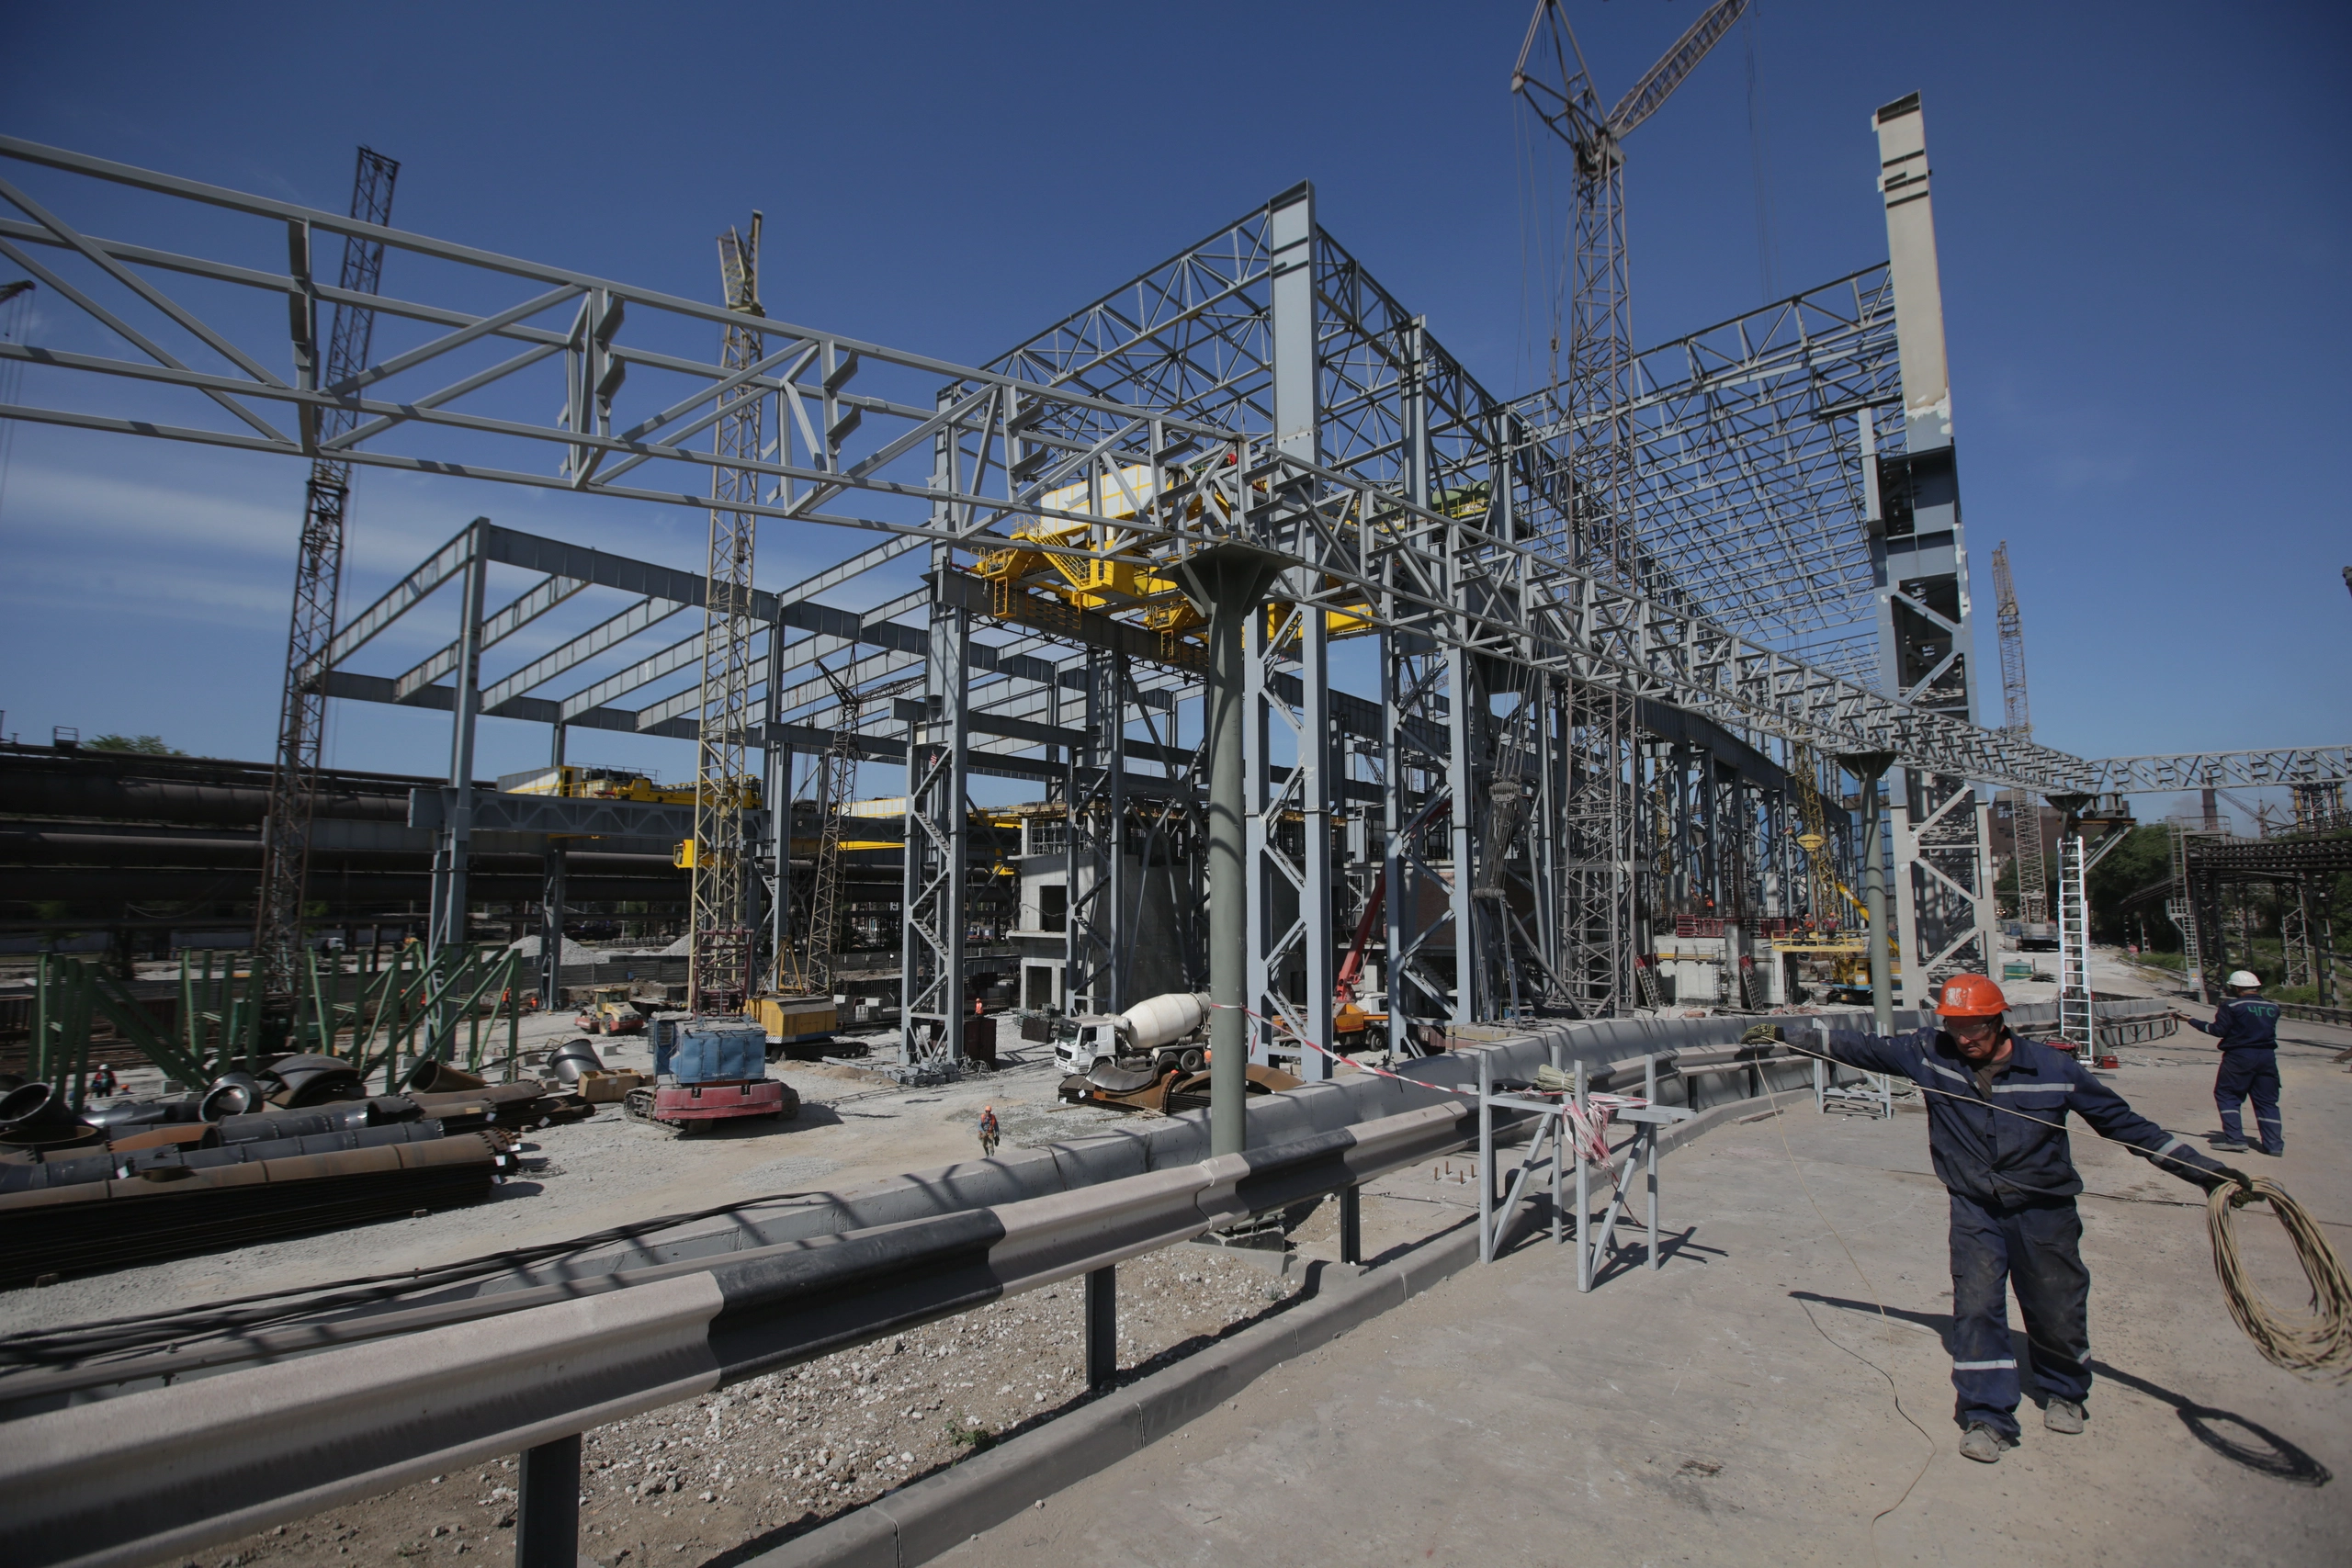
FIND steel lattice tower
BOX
[253,147,397,991]
[1514,0,1747,1012]
[689,215,765,1014]
[1990,542,2046,923]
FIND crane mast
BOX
[799,668,861,998]
[254,148,398,992]
[1512,0,1747,1013]
[689,215,766,1014]
[1990,541,2047,925]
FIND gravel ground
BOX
[186,1240,1336,1568]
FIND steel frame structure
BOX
[0,132,2256,1049]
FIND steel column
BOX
[1844,752,1896,1034]
[900,550,969,1069]
[1064,650,1126,1016]
[535,724,567,1010]
[428,535,486,960]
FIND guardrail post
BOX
[1476,1050,1495,1264]
[1338,1183,1362,1265]
[1574,1056,1591,1293]
[1084,1264,1117,1388]
[1645,1054,1660,1271]
[514,1434,580,1568]
[1548,1036,1565,1246]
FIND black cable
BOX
[0,1185,828,1368]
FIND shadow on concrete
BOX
[2089,1358,2334,1488]
[1792,1291,2332,1487]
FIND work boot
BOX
[2211,1137,2249,1152]
[1959,1423,2011,1464]
[2044,1398,2086,1435]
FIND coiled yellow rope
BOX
[2208,1179,2352,1382]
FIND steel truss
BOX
[0,135,2155,1040]
[2084,749,2352,794]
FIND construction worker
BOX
[2168,970,2284,1156]
[1779,973,2249,1465]
[978,1104,1001,1159]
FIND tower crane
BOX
[254,148,397,992]
[1990,542,2049,926]
[688,215,766,1015]
[1511,0,1747,1013]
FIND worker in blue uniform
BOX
[1779,974,2249,1465]
[2169,970,2284,1156]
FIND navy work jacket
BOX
[2187,997,2280,1053]
[1813,1025,2222,1207]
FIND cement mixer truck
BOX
[1053,991,1213,1079]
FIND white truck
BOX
[1053,991,1213,1078]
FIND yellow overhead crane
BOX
[507,764,761,810]
[972,463,1377,643]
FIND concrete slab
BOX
[935,1011,2352,1567]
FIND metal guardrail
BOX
[2279,1001,2352,1029]
[2,1002,2123,1568]
[0,1101,1468,1568]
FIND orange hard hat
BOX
[1935,974,2007,1018]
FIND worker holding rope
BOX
[1770,974,2252,1465]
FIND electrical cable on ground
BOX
[0,1184,830,1368]
[1759,1099,1936,1559]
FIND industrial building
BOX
[2,84,2339,1080]
[3,6,2349,1567]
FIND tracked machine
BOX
[624,1017,798,1134]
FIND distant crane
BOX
[1513,0,1747,571]
[1990,541,2048,925]
[253,148,398,991]
[688,215,766,1015]
[1511,0,1747,1013]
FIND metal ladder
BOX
[2056,832,2094,1050]
[2163,821,2205,1003]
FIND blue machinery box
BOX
[652,1020,767,1084]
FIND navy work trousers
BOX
[2214,1050,2283,1153]
[1947,1191,2091,1438]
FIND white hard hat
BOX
[2227,970,2261,989]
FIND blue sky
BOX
[2,0,2346,820]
